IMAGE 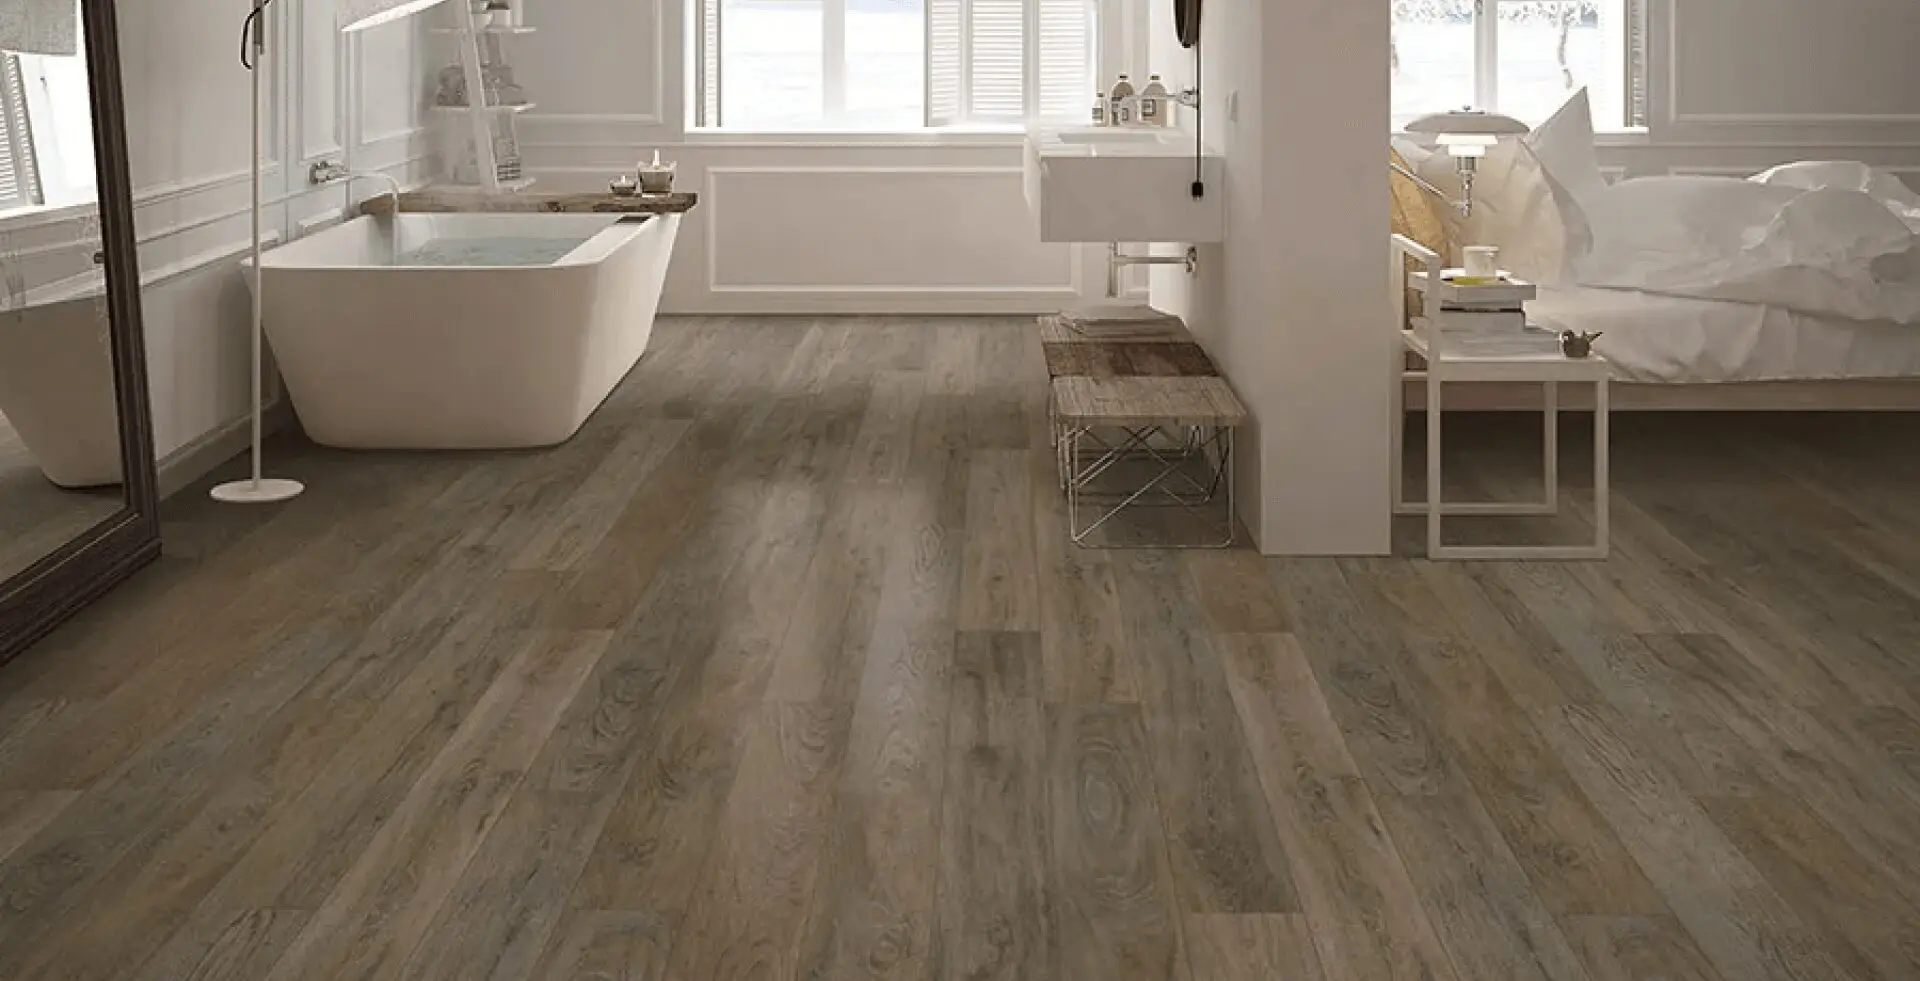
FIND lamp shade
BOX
[339,0,456,32]
[1404,108,1531,138]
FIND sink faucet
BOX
[1173,87,1200,108]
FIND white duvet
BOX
[1571,162,1920,325]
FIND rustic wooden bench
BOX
[1038,313,1246,547]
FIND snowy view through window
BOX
[1393,0,1621,128]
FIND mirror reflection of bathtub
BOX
[0,279,121,488]
[248,211,680,450]
[0,273,126,588]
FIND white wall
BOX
[135,0,435,473]
[1145,0,1392,555]
[1598,0,1920,182]
[3,0,435,487]
[516,0,1119,314]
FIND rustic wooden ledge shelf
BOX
[362,190,699,217]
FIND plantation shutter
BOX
[0,54,39,211]
[967,0,1023,120]
[694,0,722,127]
[1035,0,1092,119]
[928,0,1094,125]
[925,0,961,125]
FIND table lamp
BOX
[1394,107,1530,218]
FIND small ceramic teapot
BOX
[1559,330,1602,359]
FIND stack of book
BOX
[1409,271,1537,332]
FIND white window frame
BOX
[690,0,1111,133]
[1393,0,1647,131]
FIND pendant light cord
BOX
[1191,39,1204,199]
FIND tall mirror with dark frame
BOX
[0,0,160,664]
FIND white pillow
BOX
[1463,138,1565,285]
[1523,89,1608,272]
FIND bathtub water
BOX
[253,211,680,449]
[395,236,588,267]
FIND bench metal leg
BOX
[1065,424,1235,549]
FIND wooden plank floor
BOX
[3,316,1919,981]
[0,412,121,584]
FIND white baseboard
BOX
[157,400,296,501]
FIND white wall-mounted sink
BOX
[1023,126,1225,243]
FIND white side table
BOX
[1388,237,1609,560]
[1394,325,1610,559]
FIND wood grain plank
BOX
[1544,702,1862,981]
[206,588,557,910]
[1640,634,1920,887]
[1183,914,1327,981]
[570,479,835,909]
[534,364,864,798]
[510,419,692,571]
[10,774,283,981]
[765,484,898,702]
[1273,561,1461,798]
[1216,632,1457,981]
[1112,551,1297,914]
[934,632,1048,981]
[533,910,672,981]
[1030,436,1136,704]
[261,630,608,981]
[965,322,1035,450]
[1562,916,1726,981]
[1704,790,1920,981]
[134,909,312,981]
[0,621,359,977]
[665,699,852,981]
[399,787,610,981]
[1347,560,1667,917]
[794,467,964,981]
[1372,788,1594,981]
[1181,548,1291,634]
[0,790,76,864]
[1047,702,1189,981]
[846,370,927,484]
[959,449,1041,632]
[3,477,471,793]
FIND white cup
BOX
[1463,245,1500,281]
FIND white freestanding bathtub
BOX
[253,211,679,449]
[0,284,122,488]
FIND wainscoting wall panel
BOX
[528,142,1101,314]
[705,166,1074,294]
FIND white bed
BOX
[1393,89,1920,409]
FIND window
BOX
[692,0,1098,130]
[0,47,96,217]
[1390,0,1645,130]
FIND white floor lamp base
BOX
[210,478,305,504]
